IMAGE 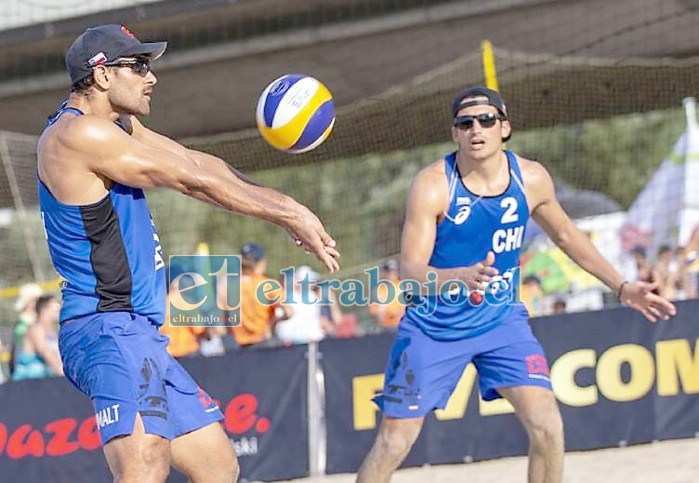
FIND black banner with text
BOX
[322,300,699,474]
[0,344,309,482]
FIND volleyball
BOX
[255,74,335,153]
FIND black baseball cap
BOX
[65,24,167,85]
[241,243,265,262]
[451,86,508,119]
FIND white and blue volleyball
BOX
[256,74,335,153]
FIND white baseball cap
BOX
[14,283,43,311]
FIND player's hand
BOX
[619,281,676,322]
[457,251,499,291]
[285,206,340,273]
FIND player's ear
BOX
[92,65,112,89]
[500,119,512,141]
[451,125,459,143]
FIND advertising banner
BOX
[323,300,699,474]
[0,345,309,483]
[177,345,309,482]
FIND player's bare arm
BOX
[400,161,498,291]
[42,115,339,272]
[520,157,676,322]
[127,115,339,270]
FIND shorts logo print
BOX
[138,357,168,420]
[384,346,421,408]
[526,354,551,381]
[198,387,220,413]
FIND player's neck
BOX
[66,93,121,122]
[456,149,506,183]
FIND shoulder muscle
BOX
[517,157,555,212]
[407,160,450,219]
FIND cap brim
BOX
[123,41,167,60]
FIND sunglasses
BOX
[453,112,504,130]
[102,58,152,76]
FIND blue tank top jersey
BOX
[403,150,529,340]
[39,106,166,325]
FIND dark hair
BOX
[657,245,672,256]
[241,258,259,271]
[523,275,541,286]
[70,73,96,94]
[631,246,647,257]
[35,295,57,316]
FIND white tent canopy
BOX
[621,98,699,256]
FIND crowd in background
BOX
[630,243,698,302]
[519,227,699,317]
[0,242,406,381]
[160,242,404,360]
[0,283,63,384]
[2,233,699,380]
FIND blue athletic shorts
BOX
[59,312,223,445]
[375,311,552,418]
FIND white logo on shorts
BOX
[96,403,120,429]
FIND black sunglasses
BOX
[453,112,504,130]
[102,58,152,76]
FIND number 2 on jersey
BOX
[500,197,518,224]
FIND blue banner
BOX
[322,300,699,473]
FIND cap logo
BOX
[87,52,107,66]
[121,25,136,39]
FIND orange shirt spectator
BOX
[162,293,206,358]
[369,260,405,329]
[223,243,290,347]
[234,272,286,346]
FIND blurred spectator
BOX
[198,327,227,357]
[671,246,689,300]
[369,259,405,330]
[13,295,63,380]
[631,246,654,284]
[653,245,677,300]
[319,282,343,336]
[676,245,697,300]
[161,289,207,358]
[222,243,292,349]
[333,312,360,339]
[682,226,699,298]
[521,275,545,317]
[276,266,327,344]
[552,298,567,315]
[11,283,43,367]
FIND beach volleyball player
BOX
[38,25,339,482]
[355,86,676,483]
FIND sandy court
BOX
[275,438,699,483]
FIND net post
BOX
[307,341,327,477]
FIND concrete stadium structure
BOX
[1,0,698,137]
